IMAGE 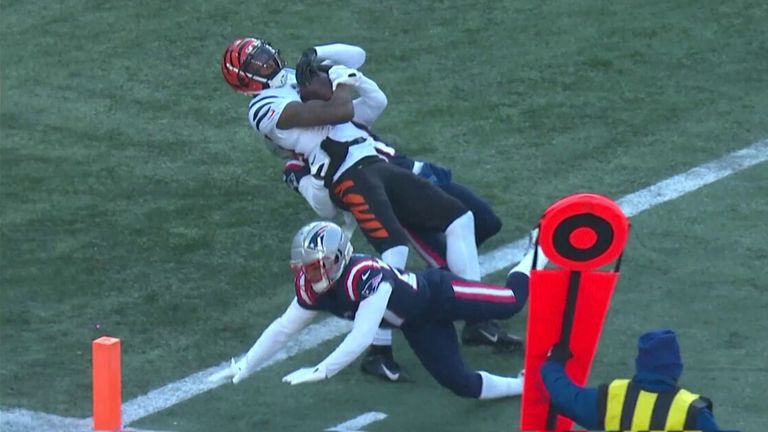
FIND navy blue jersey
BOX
[294,254,434,327]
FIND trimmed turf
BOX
[1,0,766,429]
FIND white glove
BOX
[208,358,244,384]
[282,364,328,385]
[328,65,362,90]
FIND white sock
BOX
[510,245,549,276]
[478,371,523,399]
[445,211,481,280]
[372,327,393,346]
[381,245,409,270]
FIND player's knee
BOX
[473,209,502,245]
[446,210,474,235]
[433,369,482,398]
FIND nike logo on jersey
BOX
[362,270,371,279]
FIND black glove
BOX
[296,48,318,87]
[547,343,573,364]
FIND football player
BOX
[210,221,548,400]
[221,39,502,380]
[283,51,523,356]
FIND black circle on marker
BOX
[552,213,614,262]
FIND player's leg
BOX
[448,230,549,323]
[400,180,502,268]
[331,161,413,380]
[402,321,522,399]
[331,162,411,269]
[403,228,448,269]
[437,181,502,246]
[378,163,481,280]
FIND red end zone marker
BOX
[521,193,630,431]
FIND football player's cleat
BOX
[461,320,524,353]
[221,38,288,94]
[360,347,409,382]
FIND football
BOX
[299,71,333,102]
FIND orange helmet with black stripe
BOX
[221,38,287,94]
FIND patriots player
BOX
[210,221,548,400]
[221,39,505,380]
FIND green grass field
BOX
[1,0,767,430]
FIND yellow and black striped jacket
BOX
[597,379,713,431]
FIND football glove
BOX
[282,364,328,385]
[295,48,318,87]
[328,65,362,90]
[283,159,310,193]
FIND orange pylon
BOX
[92,336,122,431]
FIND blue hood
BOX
[634,329,683,382]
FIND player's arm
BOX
[210,298,318,384]
[276,85,355,129]
[282,282,393,384]
[282,159,338,218]
[351,72,388,127]
[297,176,338,218]
[314,43,366,69]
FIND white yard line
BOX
[1,139,766,432]
[324,412,388,432]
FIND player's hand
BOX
[283,159,310,193]
[296,48,318,87]
[208,358,243,384]
[282,365,328,385]
[328,65,362,90]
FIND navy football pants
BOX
[402,271,529,398]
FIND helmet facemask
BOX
[239,42,287,88]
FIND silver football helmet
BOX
[295,221,353,293]
[290,221,323,274]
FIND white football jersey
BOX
[247,76,378,181]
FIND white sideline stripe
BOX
[325,412,388,432]
[0,408,173,432]
[0,139,765,431]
